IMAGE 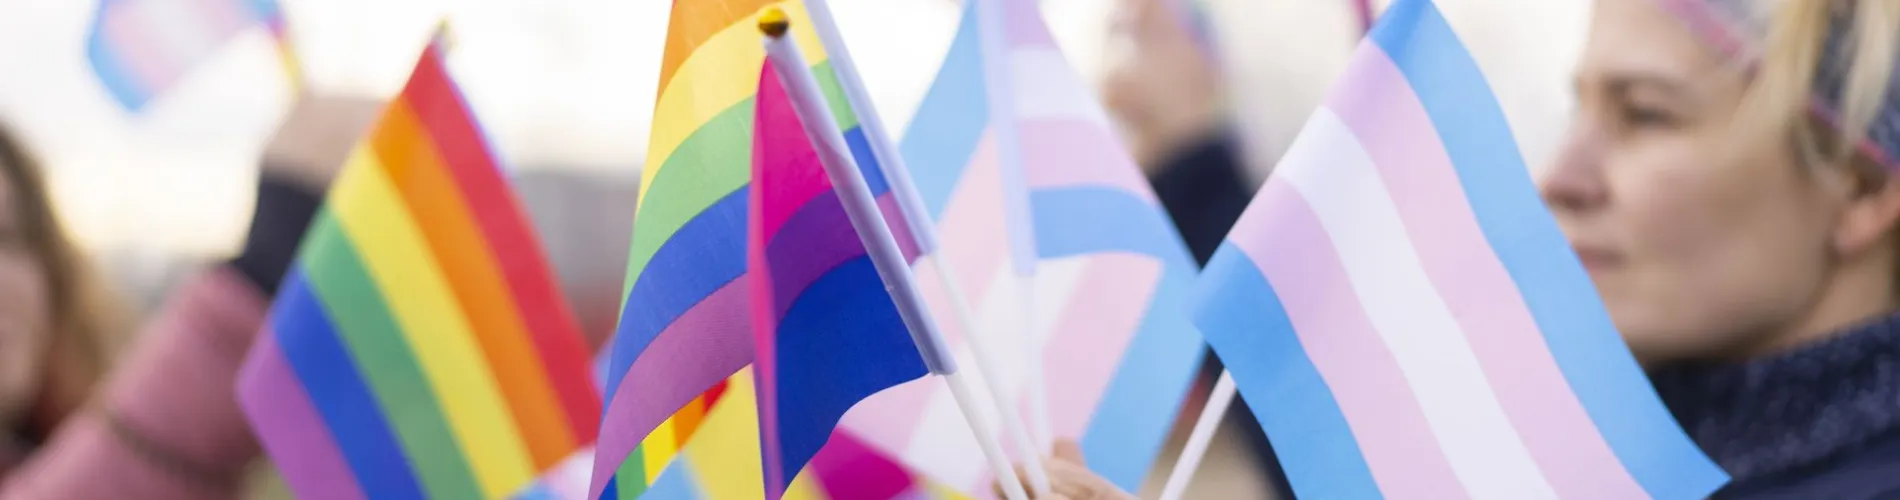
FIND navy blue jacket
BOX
[1654,313,1900,499]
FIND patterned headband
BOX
[1655,0,1900,170]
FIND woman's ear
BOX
[1833,158,1900,256]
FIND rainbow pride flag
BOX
[592,1,918,497]
[1190,1,1726,498]
[86,0,297,111]
[839,0,1204,493]
[235,42,600,500]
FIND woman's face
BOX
[0,167,50,424]
[1544,0,1864,363]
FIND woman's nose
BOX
[1541,125,1611,212]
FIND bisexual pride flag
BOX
[1190,1,1727,498]
[591,1,923,497]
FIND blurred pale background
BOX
[0,0,1588,496]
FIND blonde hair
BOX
[0,124,126,425]
[1744,0,1899,172]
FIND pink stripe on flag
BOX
[102,4,173,95]
[192,0,247,36]
[1019,121,1158,203]
[1040,254,1162,440]
[1228,181,1468,498]
[236,335,366,500]
[1001,0,1057,47]
[590,281,754,499]
[1326,44,1646,499]
[937,132,1010,301]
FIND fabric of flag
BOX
[234,43,601,500]
[591,1,920,498]
[840,0,1204,494]
[640,369,971,500]
[86,0,295,111]
[1188,1,1727,499]
[748,60,930,498]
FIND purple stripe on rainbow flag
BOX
[1193,1,1727,498]
[236,335,367,500]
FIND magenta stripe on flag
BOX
[1019,121,1158,203]
[236,335,366,500]
[756,156,837,242]
[1039,254,1162,440]
[591,281,753,497]
[812,431,917,499]
[1325,44,1646,498]
[1228,180,1467,498]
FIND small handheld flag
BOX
[1189,1,1727,498]
[234,41,599,500]
[589,2,926,497]
[843,0,1207,493]
[86,0,299,111]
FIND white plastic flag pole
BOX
[1157,370,1238,500]
[799,0,1053,493]
[972,0,1056,459]
[760,12,1030,500]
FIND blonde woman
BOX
[1024,0,1900,497]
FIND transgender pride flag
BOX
[86,0,296,111]
[1191,1,1726,499]
[842,0,1204,494]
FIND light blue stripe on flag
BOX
[1192,243,1380,500]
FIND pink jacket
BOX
[2,267,266,500]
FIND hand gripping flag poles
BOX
[800,0,1055,493]
[758,10,1032,500]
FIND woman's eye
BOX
[1621,104,1678,128]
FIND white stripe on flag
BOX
[130,0,225,72]
[1008,47,1110,124]
[1279,109,1558,500]
[901,256,1090,490]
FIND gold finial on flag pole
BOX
[758,6,790,38]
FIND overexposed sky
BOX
[0,0,1586,257]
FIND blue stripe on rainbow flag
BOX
[1368,2,1726,497]
[1191,243,1380,500]
[272,270,427,500]
[604,188,749,400]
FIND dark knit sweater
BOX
[1652,313,1900,499]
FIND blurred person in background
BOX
[0,123,127,477]
[0,94,380,499]
[1100,0,1294,498]
[1021,0,1900,498]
